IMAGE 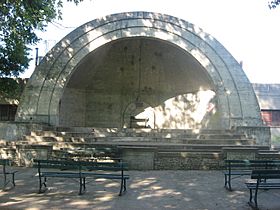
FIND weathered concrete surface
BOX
[16,12,263,131]
[0,122,47,141]
[1,167,280,210]
[271,127,280,146]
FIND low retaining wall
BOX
[154,152,223,170]
[0,122,50,141]
[0,144,277,169]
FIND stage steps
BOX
[0,127,276,169]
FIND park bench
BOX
[224,159,280,191]
[245,169,280,209]
[33,159,129,195]
[0,158,17,190]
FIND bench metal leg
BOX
[79,177,86,195]
[249,188,253,203]
[12,173,16,187]
[254,187,259,209]
[228,175,232,191]
[119,178,124,196]
[247,188,258,210]
[247,183,260,210]
[124,179,127,192]
[38,176,47,193]
[43,177,47,188]
[118,178,127,196]
[224,174,232,191]
[83,177,86,191]
[224,174,227,187]
[79,177,83,195]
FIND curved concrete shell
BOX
[16,12,263,130]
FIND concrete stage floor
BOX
[1,167,280,210]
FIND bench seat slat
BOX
[4,171,18,174]
[41,172,84,178]
[40,172,130,179]
[246,183,280,189]
[81,172,130,179]
[224,171,252,175]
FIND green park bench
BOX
[33,159,129,195]
[224,159,280,191]
[246,169,280,209]
[0,158,17,190]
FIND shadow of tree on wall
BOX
[123,89,217,130]
[152,89,216,130]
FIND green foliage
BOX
[0,78,27,103]
[0,0,82,77]
[269,0,280,9]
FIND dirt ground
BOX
[1,167,280,210]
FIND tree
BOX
[0,0,82,77]
[268,0,280,9]
[0,78,26,103]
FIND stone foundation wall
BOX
[154,152,223,170]
[1,143,278,169]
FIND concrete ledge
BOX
[222,147,259,160]
[119,146,157,170]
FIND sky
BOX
[23,0,280,84]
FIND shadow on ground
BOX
[1,168,280,210]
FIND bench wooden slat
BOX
[81,172,129,179]
[246,183,280,189]
[224,171,252,176]
[41,172,85,178]
[251,169,280,179]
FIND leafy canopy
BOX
[0,0,82,77]
[269,0,280,9]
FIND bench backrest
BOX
[33,159,81,171]
[251,169,280,179]
[33,159,127,172]
[225,160,280,170]
[0,159,10,166]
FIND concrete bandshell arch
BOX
[16,12,263,129]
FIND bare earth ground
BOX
[1,167,280,210]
